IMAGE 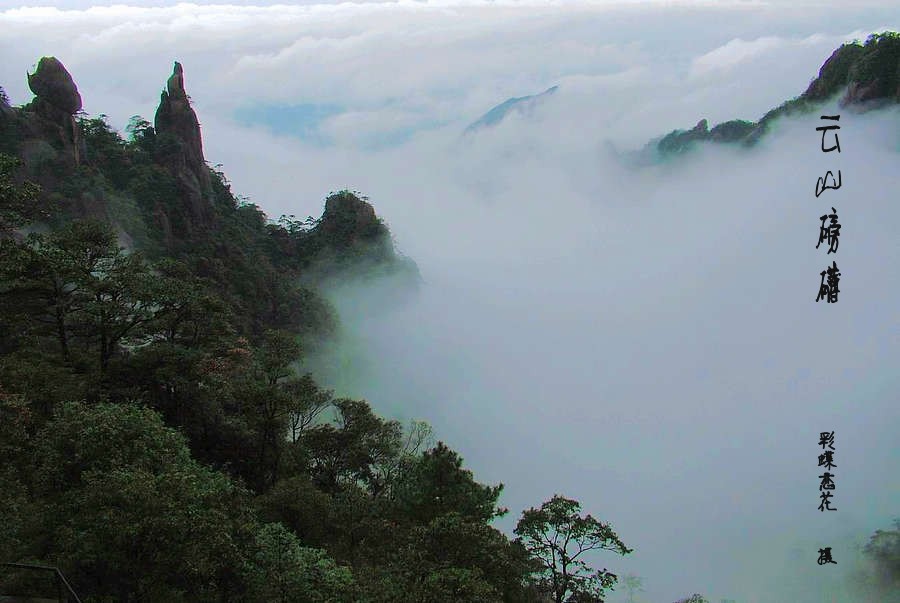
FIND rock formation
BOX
[314,191,390,254]
[153,62,215,238]
[25,57,84,165]
[301,190,419,287]
[27,57,82,114]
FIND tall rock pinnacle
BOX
[154,61,209,188]
[153,61,214,242]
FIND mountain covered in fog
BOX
[1,34,899,603]
[464,84,558,133]
[644,31,900,160]
[463,33,899,165]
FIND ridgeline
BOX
[644,32,900,161]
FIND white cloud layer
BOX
[2,2,899,602]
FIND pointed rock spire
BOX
[154,61,207,182]
[167,61,186,98]
[152,62,215,244]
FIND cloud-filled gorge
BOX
[2,1,898,602]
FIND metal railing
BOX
[0,562,82,603]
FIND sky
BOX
[2,2,899,602]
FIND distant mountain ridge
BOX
[465,85,558,133]
[641,31,900,162]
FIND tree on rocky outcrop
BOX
[843,32,900,104]
[301,190,394,269]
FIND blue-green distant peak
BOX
[465,85,559,133]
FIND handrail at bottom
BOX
[0,562,82,603]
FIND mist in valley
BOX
[2,2,898,601]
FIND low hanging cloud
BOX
[1,2,898,602]
[689,36,788,78]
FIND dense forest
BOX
[0,58,636,603]
[0,42,897,603]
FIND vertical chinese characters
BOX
[814,115,842,303]
[817,430,837,565]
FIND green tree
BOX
[0,220,156,370]
[514,495,632,603]
[150,258,229,346]
[0,152,43,233]
[79,114,133,188]
[392,441,505,524]
[0,220,119,362]
[256,475,334,548]
[305,398,402,495]
[125,114,156,159]
[23,401,258,602]
[281,373,333,443]
[401,513,537,603]
[353,510,537,603]
[76,244,157,371]
[244,522,355,603]
[0,391,31,556]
